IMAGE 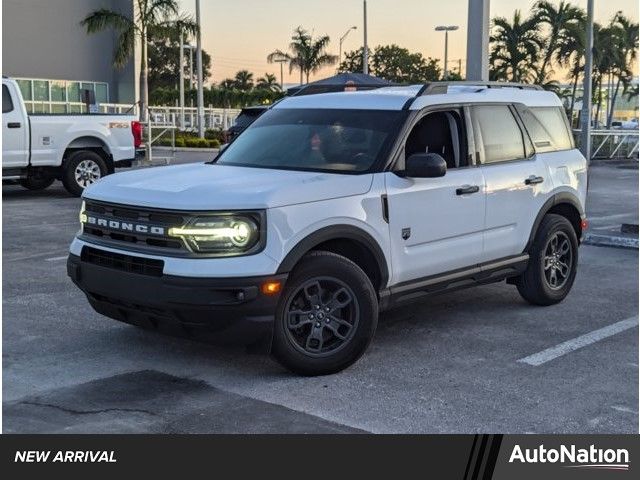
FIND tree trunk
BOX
[569,73,578,128]
[139,28,149,122]
[593,77,602,128]
[607,77,621,128]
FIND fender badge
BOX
[402,228,411,240]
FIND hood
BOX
[83,163,374,210]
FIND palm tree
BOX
[267,49,292,88]
[606,12,638,127]
[233,70,254,91]
[81,0,198,120]
[490,11,543,83]
[555,18,588,126]
[268,27,338,85]
[256,73,281,92]
[533,0,584,84]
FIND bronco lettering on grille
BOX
[86,215,166,236]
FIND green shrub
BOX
[184,138,200,148]
[208,139,221,148]
[205,129,225,142]
[197,139,209,148]
[175,138,185,148]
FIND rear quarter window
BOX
[520,107,573,153]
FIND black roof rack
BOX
[419,81,543,96]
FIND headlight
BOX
[168,215,261,255]
[79,200,87,227]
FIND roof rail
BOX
[419,81,543,96]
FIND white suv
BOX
[67,82,588,375]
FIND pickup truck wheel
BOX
[62,151,108,197]
[516,214,578,306]
[19,172,54,191]
[272,251,378,376]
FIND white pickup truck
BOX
[2,76,140,196]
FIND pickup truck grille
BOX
[81,200,187,254]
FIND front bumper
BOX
[67,252,287,348]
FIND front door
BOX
[384,108,486,285]
[2,83,29,169]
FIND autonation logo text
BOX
[509,444,630,471]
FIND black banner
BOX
[1,434,638,478]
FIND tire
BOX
[516,214,579,306]
[19,172,54,191]
[272,251,378,376]
[62,150,108,197]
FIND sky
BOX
[177,0,639,85]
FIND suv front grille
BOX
[81,200,187,254]
[81,246,164,277]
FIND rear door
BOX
[2,82,29,169]
[471,104,549,262]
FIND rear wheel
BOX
[272,251,378,376]
[516,214,578,306]
[62,150,108,197]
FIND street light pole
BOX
[195,0,205,138]
[580,0,595,161]
[339,26,357,72]
[179,29,185,129]
[363,1,368,75]
[435,25,459,80]
[274,57,287,91]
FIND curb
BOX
[152,147,220,153]
[583,233,639,250]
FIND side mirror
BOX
[404,153,447,178]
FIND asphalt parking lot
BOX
[2,158,638,433]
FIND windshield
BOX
[216,108,407,173]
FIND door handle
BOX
[7,122,21,128]
[456,185,480,195]
[524,175,544,185]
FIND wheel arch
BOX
[525,192,585,252]
[276,225,389,291]
[63,136,114,173]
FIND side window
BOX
[405,109,468,168]
[471,105,526,164]
[2,85,14,113]
[520,107,573,152]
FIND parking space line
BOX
[518,316,639,366]
[5,251,67,263]
[611,406,638,415]
[45,256,68,262]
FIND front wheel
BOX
[516,214,579,306]
[62,150,108,197]
[272,251,378,376]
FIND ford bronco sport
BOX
[67,82,588,376]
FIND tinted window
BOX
[472,106,526,164]
[405,110,468,168]
[217,108,407,173]
[2,85,14,113]
[234,111,263,128]
[520,107,573,152]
